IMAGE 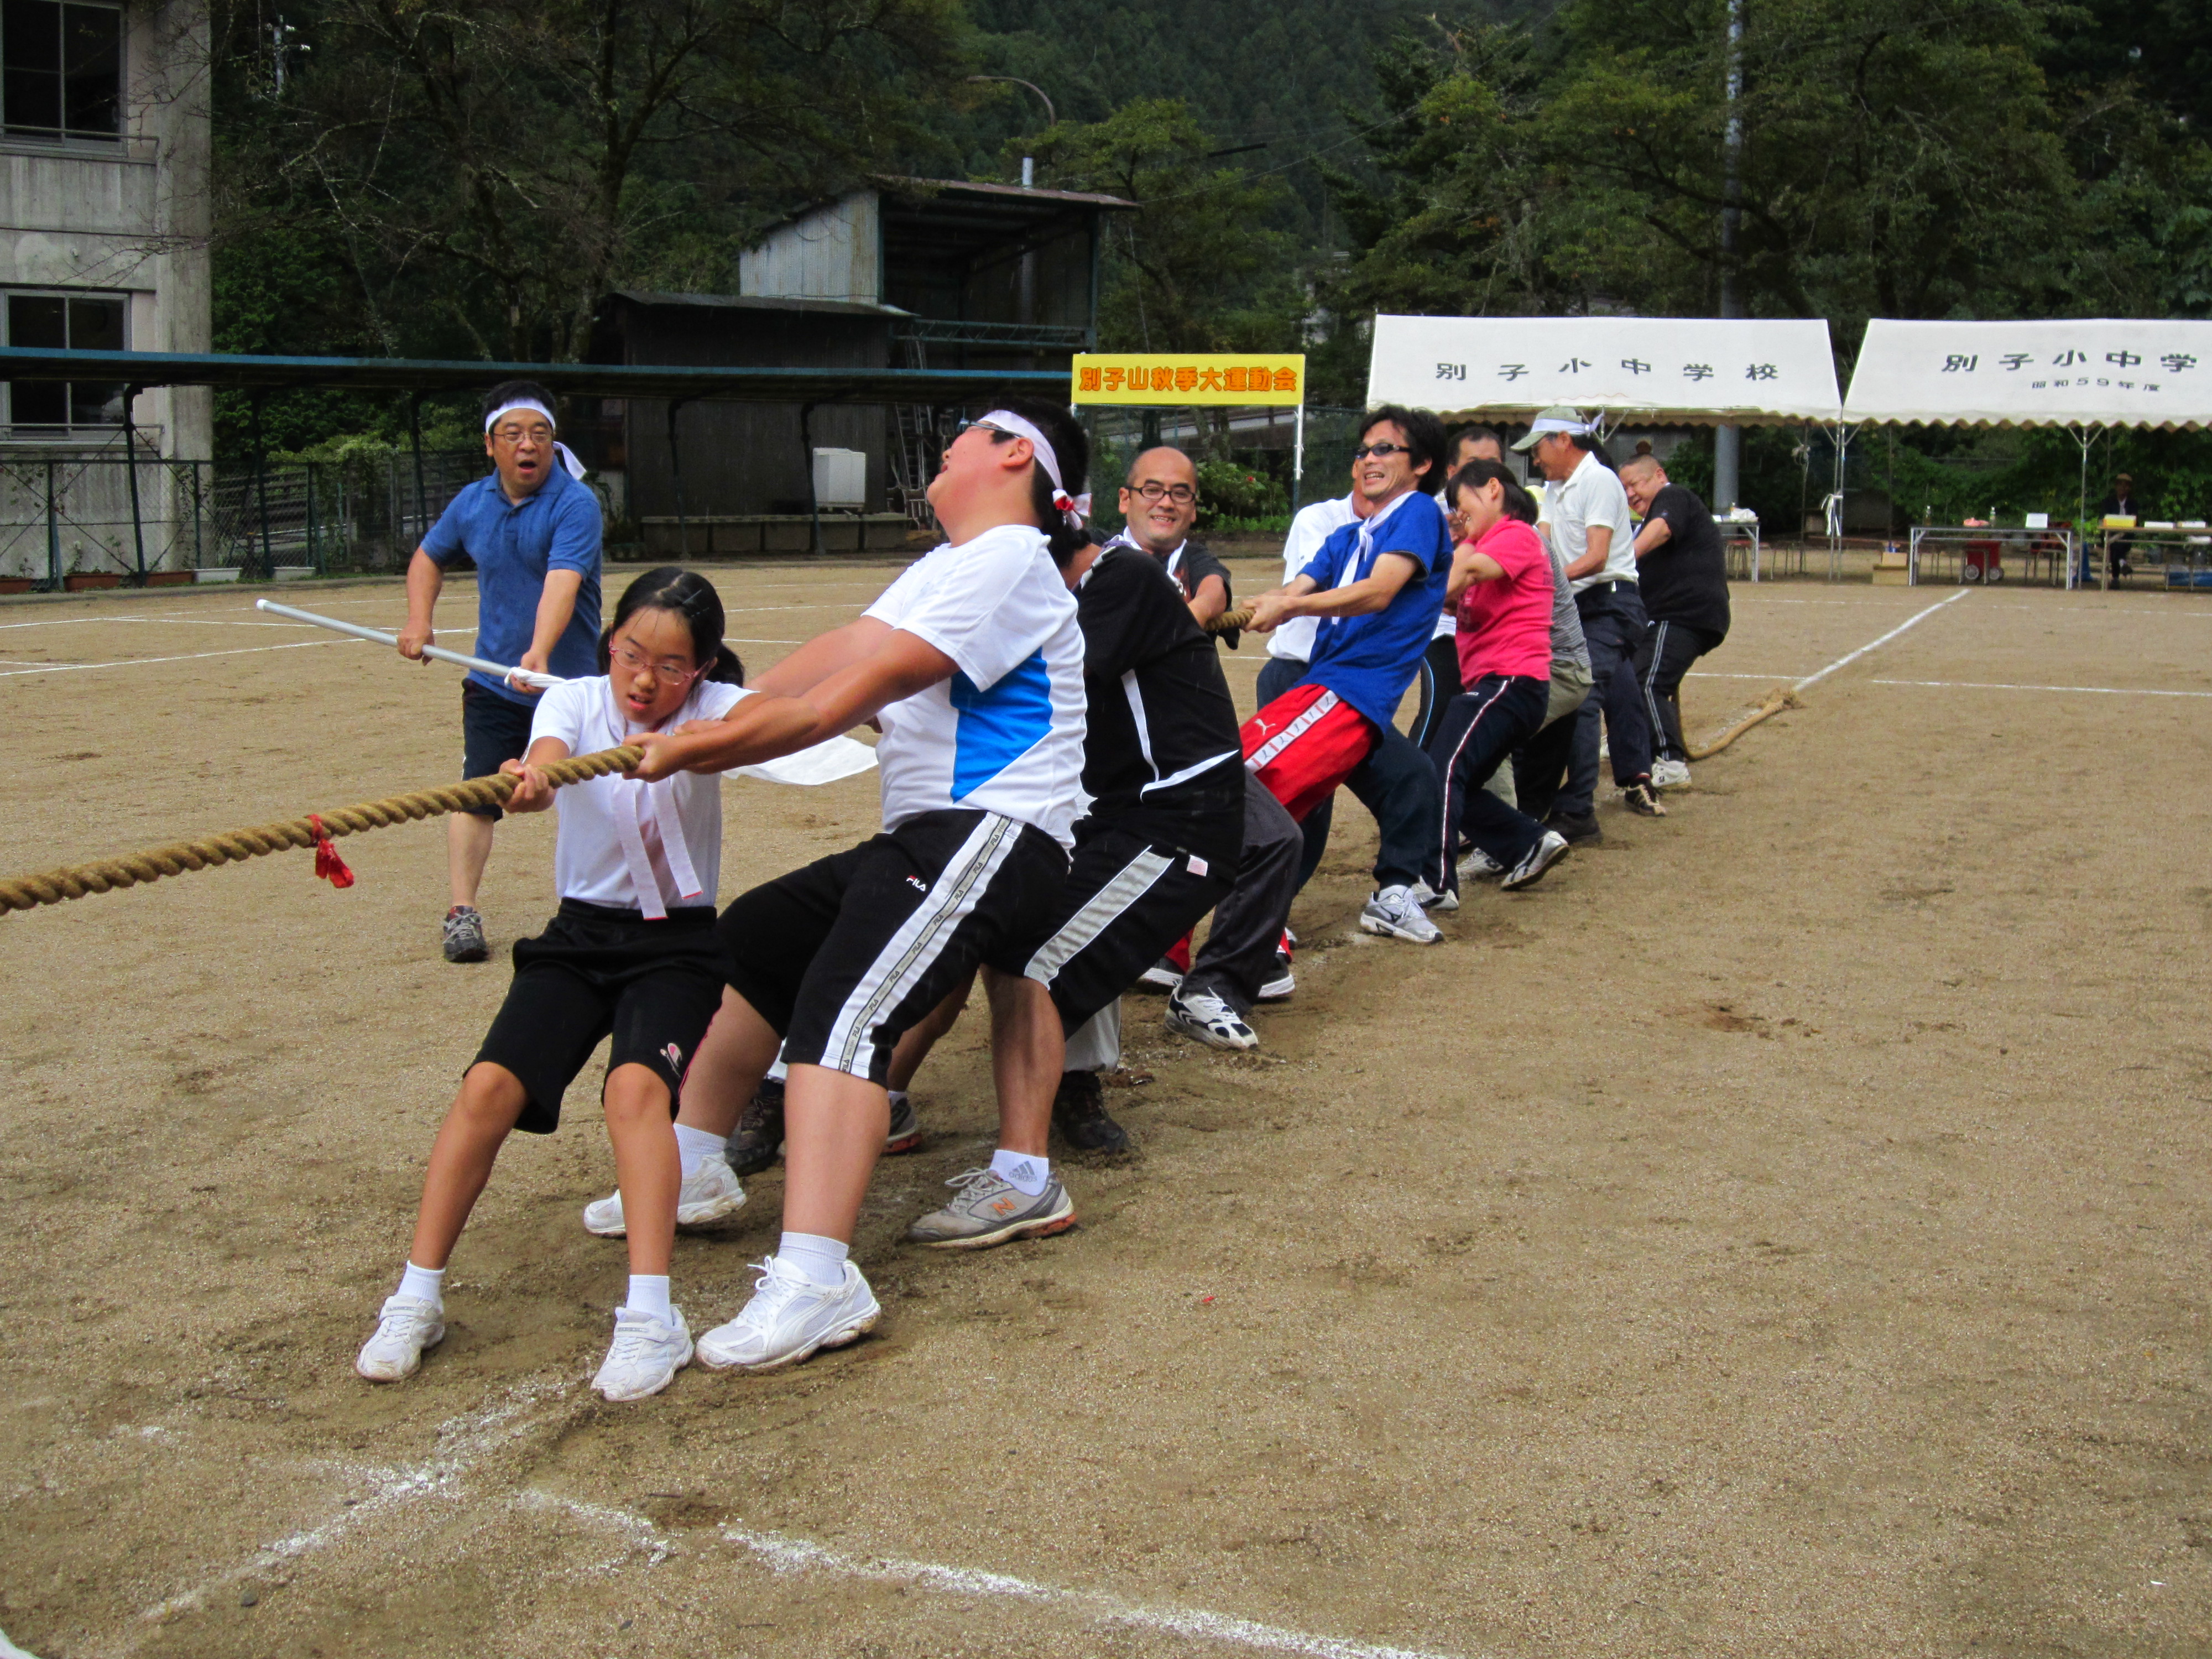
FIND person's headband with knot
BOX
[1529,415,1594,437]
[484,398,588,482]
[977,409,1089,528]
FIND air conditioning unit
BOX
[812,448,866,509]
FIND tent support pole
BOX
[1291,401,1305,514]
[2073,425,2098,593]
[1829,423,1851,582]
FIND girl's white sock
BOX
[991,1147,1051,1197]
[625,1274,673,1325]
[398,1261,445,1307]
[777,1231,849,1288]
[888,1088,909,1109]
[672,1123,726,1177]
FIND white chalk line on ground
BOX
[528,1491,1477,1659]
[113,1372,1469,1659]
[1792,589,1969,692]
[0,638,359,679]
[126,1381,583,1646]
[1871,677,2212,698]
[0,625,802,676]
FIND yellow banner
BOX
[1071,353,1306,406]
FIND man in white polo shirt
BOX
[1514,408,1662,841]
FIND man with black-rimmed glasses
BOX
[1108,446,1235,634]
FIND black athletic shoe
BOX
[1543,809,1603,846]
[1621,780,1667,817]
[726,1077,786,1176]
[1051,1070,1130,1154]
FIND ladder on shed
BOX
[889,335,942,535]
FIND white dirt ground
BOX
[2,565,2210,1659]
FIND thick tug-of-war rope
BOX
[1206,607,1254,635]
[0,744,643,916]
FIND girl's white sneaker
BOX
[695,1258,880,1373]
[582,1159,745,1238]
[355,1294,445,1382]
[592,1307,695,1401]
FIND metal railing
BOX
[0,448,490,585]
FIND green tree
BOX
[215,0,967,364]
[1020,99,1303,354]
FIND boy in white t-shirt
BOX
[623,396,1092,1375]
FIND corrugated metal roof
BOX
[606,291,912,319]
[0,345,1061,405]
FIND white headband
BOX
[1528,415,1594,437]
[485,398,588,482]
[979,409,1089,529]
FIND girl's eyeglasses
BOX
[611,640,701,682]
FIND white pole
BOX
[255,598,562,689]
[1292,402,1305,512]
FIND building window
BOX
[3,1,122,142]
[6,289,125,433]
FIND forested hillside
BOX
[209,0,2212,513]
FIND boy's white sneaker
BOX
[1360,884,1442,943]
[1651,757,1691,789]
[1459,847,1506,882]
[1411,879,1459,912]
[592,1306,694,1401]
[695,1257,880,1373]
[1164,987,1259,1051]
[355,1293,445,1383]
[582,1158,746,1238]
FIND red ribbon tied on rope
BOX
[309,815,356,889]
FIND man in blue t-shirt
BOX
[399,379,603,962]
[1242,405,1453,944]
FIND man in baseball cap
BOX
[1512,408,1663,837]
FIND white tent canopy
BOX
[1843,319,2212,430]
[1366,314,1841,424]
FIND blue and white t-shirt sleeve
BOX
[548,486,603,575]
[883,530,1057,691]
[529,677,592,749]
[862,558,932,631]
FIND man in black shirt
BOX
[1620,454,1730,789]
[2094,472,2143,579]
[1110,445,1240,646]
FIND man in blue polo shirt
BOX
[398,379,603,962]
[1241,404,1453,944]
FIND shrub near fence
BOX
[0,448,490,586]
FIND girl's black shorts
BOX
[473,899,728,1133]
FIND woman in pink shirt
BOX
[1425,460,1573,895]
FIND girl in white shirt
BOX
[356,568,749,1402]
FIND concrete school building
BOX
[0,0,211,462]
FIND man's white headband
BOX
[979,409,1089,528]
[1528,415,1594,437]
[485,398,588,482]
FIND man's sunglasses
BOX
[1352,441,1410,460]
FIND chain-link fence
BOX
[0,448,491,586]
